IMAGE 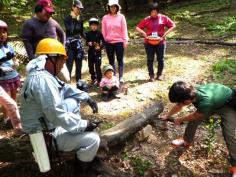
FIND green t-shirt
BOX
[194,83,232,116]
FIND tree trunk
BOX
[231,0,236,9]
[100,102,164,149]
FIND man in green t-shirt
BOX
[161,81,236,176]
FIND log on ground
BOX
[100,101,164,149]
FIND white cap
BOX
[89,17,99,23]
[108,0,119,6]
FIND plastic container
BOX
[29,131,51,173]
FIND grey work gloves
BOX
[87,98,98,113]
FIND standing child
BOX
[100,65,119,101]
[0,20,22,132]
[86,17,105,86]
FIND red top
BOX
[137,14,175,44]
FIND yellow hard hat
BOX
[35,38,67,58]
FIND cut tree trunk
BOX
[100,102,164,150]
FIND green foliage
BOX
[167,0,231,16]
[213,59,236,74]
[130,155,153,177]
[207,16,236,35]
[204,117,221,153]
[212,59,236,86]
[167,0,234,38]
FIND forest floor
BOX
[0,42,235,177]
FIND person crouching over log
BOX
[160,81,236,177]
[20,38,101,177]
[100,65,119,101]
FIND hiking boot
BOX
[74,158,90,177]
[230,166,236,177]
[171,138,190,147]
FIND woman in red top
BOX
[136,3,175,82]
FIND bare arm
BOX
[174,111,204,125]
[160,103,185,120]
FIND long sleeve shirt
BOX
[100,76,119,88]
[85,30,105,55]
[20,56,89,134]
[64,15,85,39]
[21,17,66,60]
[102,13,128,44]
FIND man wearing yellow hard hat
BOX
[20,38,101,176]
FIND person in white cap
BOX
[102,0,128,83]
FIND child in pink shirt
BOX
[100,65,119,101]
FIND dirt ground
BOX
[0,42,235,177]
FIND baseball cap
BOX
[37,0,54,13]
[73,0,84,9]
[108,0,119,6]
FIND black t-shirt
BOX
[64,15,84,39]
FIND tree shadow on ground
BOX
[162,146,194,177]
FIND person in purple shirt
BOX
[21,0,66,61]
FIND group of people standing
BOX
[1,0,235,177]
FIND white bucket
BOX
[29,131,51,173]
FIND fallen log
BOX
[100,102,164,149]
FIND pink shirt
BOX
[100,76,119,88]
[137,14,175,44]
[102,13,128,44]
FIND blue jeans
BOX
[105,42,124,79]
[66,39,84,81]
[144,43,166,77]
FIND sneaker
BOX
[149,76,154,82]
[156,75,163,81]
[171,138,190,147]
[119,78,124,83]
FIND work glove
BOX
[87,98,98,113]
[85,120,103,131]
